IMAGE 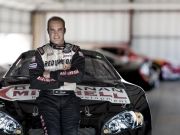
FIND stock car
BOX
[95,49,159,90]
[152,58,180,80]
[0,49,152,135]
[98,45,180,81]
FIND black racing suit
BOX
[29,42,85,135]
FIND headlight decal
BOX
[102,111,143,135]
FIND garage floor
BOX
[146,81,180,135]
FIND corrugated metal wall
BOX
[0,6,32,64]
[0,7,31,33]
[135,0,180,3]
[132,11,180,62]
[46,12,130,49]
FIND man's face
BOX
[48,20,66,45]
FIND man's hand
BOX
[43,71,50,79]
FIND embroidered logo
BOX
[29,63,37,69]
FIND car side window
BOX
[84,57,117,80]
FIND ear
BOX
[47,28,49,34]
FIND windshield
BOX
[8,58,32,77]
[6,52,119,81]
[84,56,118,80]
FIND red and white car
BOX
[97,45,180,80]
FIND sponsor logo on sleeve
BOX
[37,76,56,82]
[60,69,79,75]
[29,63,37,69]
[37,47,44,55]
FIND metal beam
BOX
[1,1,180,11]
[36,3,180,11]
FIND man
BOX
[29,16,85,135]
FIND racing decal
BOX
[29,63,37,69]
[31,56,36,62]
[72,45,79,52]
[60,69,79,76]
[37,76,56,82]
[75,86,130,104]
[63,64,71,69]
[78,51,84,57]
[0,84,39,101]
[63,53,72,58]
[54,45,64,49]
[44,59,71,67]
[37,47,44,55]
[0,85,130,104]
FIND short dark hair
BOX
[47,16,65,29]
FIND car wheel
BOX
[146,63,161,90]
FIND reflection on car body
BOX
[0,50,151,135]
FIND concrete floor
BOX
[146,81,180,135]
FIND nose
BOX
[55,31,58,35]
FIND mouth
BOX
[54,37,60,39]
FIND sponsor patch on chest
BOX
[63,53,72,58]
[44,59,72,67]
[64,64,71,69]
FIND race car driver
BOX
[29,16,85,135]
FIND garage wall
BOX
[131,11,180,62]
[46,12,130,49]
[0,7,31,33]
[135,0,180,3]
[0,6,32,64]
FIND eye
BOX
[58,28,63,32]
[50,29,54,32]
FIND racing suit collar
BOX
[50,41,65,50]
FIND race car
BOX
[152,58,180,80]
[0,49,152,135]
[98,45,180,81]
